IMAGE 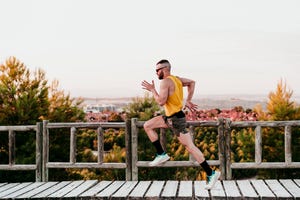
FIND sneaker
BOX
[149,152,170,166]
[205,170,221,190]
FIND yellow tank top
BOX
[164,75,183,116]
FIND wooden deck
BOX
[0,179,299,199]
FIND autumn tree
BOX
[254,79,300,121]
[0,56,85,182]
[0,57,49,125]
[267,79,299,120]
[253,79,300,178]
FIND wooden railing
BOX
[0,123,43,181]
[226,120,300,179]
[0,119,299,181]
[131,118,225,181]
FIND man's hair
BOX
[156,59,171,68]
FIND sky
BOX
[0,0,299,100]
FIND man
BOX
[141,59,220,190]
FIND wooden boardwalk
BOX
[0,179,299,199]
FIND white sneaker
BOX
[149,153,170,166]
[205,170,221,190]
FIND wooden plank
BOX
[17,182,56,198]
[33,181,68,198]
[129,181,151,198]
[210,181,226,199]
[96,181,125,197]
[0,182,32,198]
[112,181,138,198]
[222,180,240,199]
[10,182,45,198]
[161,180,178,198]
[0,183,7,187]
[0,125,36,131]
[46,162,127,169]
[64,180,98,197]
[178,181,193,198]
[194,181,209,198]
[236,180,258,199]
[48,181,84,198]
[80,181,112,197]
[250,180,275,199]
[294,179,300,187]
[0,183,20,194]
[279,179,300,198]
[265,179,292,199]
[144,181,165,198]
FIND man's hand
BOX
[141,80,155,92]
[184,101,198,113]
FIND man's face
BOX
[156,64,167,80]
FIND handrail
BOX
[131,118,225,181]
[0,123,42,181]
[42,120,128,181]
[227,119,300,179]
[0,119,299,181]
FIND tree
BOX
[0,56,85,182]
[123,93,162,120]
[266,79,299,121]
[254,79,300,121]
[253,79,300,178]
[47,80,85,122]
[0,56,85,124]
[0,57,49,125]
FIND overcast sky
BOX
[0,0,299,99]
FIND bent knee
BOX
[143,121,151,130]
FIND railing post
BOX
[8,130,15,166]
[255,126,262,164]
[125,119,132,181]
[224,118,232,180]
[70,127,76,164]
[42,120,49,182]
[285,126,292,164]
[217,118,225,180]
[36,122,43,182]
[131,118,138,181]
[97,127,104,164]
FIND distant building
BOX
[83,104,117,113]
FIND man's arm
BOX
[141,79,169,106]
[178,77,198,112]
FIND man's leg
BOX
[177,132,220,189]
[144,116,170,166]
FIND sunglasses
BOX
[156,66,167,73]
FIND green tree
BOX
[123,93,162,120]
[0,56,49,125]
[267,79,299,121]
[253,79,300,178]
[0,56,85,182]
[47,80,85,122]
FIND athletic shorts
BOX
[163,110,188,136]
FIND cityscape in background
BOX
[81,94,300,113]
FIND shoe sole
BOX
[204,171,221,190]
[149,156,170,166]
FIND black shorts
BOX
[163,110,188,136]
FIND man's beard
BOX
[158,72,164,80]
